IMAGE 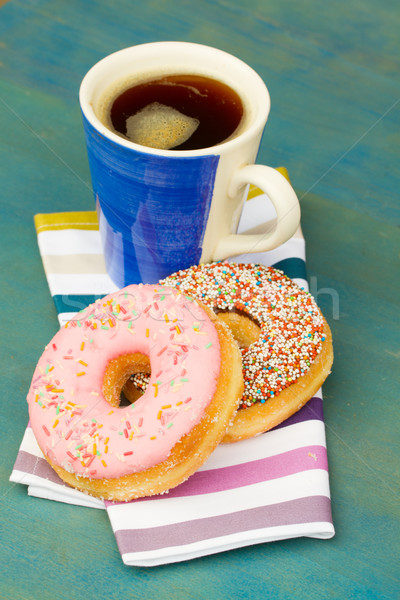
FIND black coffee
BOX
[108,74,244,150]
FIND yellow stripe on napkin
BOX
[34,211,99,233]
[247,167,290,200]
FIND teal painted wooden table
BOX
[1,0,399,598]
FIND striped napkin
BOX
[10,178,334,566]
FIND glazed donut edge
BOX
[222,316,333,443]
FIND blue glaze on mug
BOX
[82,114,219,287]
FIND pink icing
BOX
[27,284,221,479]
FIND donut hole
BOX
[216,311,261,348]
[103,352,151,408]
[122,311,261,403]
[119,391,133,406]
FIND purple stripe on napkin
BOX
[273,396,324,430]
[114,495,333,555]
[13,451,63,485]
[108,444,328,505]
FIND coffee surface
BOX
[108,74,244,150]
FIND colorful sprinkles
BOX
[159,263,325,409]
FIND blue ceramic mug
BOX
[80,42,300,287]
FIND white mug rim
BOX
[79,41,271,157]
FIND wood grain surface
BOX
[1,1,399,598]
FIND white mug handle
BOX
[212,165,301,261]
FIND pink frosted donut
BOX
[27,284,243,501]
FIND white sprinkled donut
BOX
[27,284,243,500]
[125,263,333,442]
